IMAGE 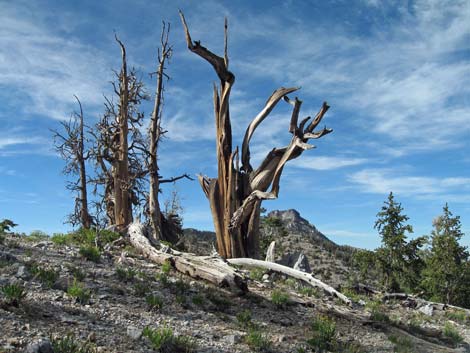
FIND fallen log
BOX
[227,257,352,306]
[128,222,247,292]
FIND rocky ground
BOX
[1,229,470,353]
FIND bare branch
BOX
[241,87,299,172]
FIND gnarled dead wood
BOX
[128,222,247,292]
[227,258,351,306]
[179,11,332,259]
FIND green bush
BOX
[245,328,271,352]
[51,233,72,246]
[249,268,266,281]
[146,294,164,311]
[143,326,196,352]
[1,283,26,306]
[67,265,86,281]
[443,322,463,345]
[191,294,205,306]
[388,334,414,353]
[156,273,169,286]
[445,309,468,323]
[134,281,150,297]
[0,219,17,234]
[307,315,336,352]
[236,309,252,328]
[116,266,136,282]
[27,230,49,241]
[161,260,172,274]
[51,333,97,353]
[271,289,289,309]
[67,280,91,304]
[298,286,317,297]
[207,292,231,312]
[79,245,101,262]
[30,265,58,288]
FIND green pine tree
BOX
[374,192,424,291]
[421,204,469,306]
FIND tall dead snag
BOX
[53,96,92,229]
[180,12,332,259]
[114,35,132,231]
[148,22,172,242]
[90,36,149,231]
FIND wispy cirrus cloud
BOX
[0,1,110,121]
[349,168,470,199]
[291,156,368,171]
[234,0,470,155]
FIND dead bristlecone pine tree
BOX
[180,12,333,259]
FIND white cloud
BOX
[291,156,368,171]
[0,1,110,121]
[234,0,470,154]
[349,168,470,198]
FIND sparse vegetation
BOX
[142,326,195,352]
[249,267,266,281]
[271,289,289,309]
[245,328,271,352]
[161,259,172,274]
[1,283,26,306]
[298,286,318,297]
[29,264,58,288]
[67,265,86,281]
[51,333,97,353]
[443,322,463,345]
[445,309,468,323]
[307,315,337,352]
[116,266,136,282]
[27,230,49,241]
[67,280,91,304]
[388,334,414,353]
[134,281,150,297]
[146,294,164,311]
[79,245,101,262]
[191,294,204,306]
[236,309,253,328]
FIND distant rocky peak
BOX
[267,209,306,224]
[266,209,335,247]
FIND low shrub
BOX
[1,283,26,306]
[271,289,289,309]
[388,334,414,353]
[79,245,101,263]
[443,322,463,345]
[143,326,196,352]
[67,280,91,304]
[161,260,172,274]
[116,266,136,282]
[191,294,205,306]
[51,333,97,353]
[245,328,271,352]
[146,294,164,311]
[307,315,336,352]
[134,281,150,297]
[236,309,252,328]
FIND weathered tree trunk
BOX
[52,96,92,229]
[180,12,332,259]
[148,24,172,243]
[77,98,92,229]
[114,36,132,231]
[128,221,247,291]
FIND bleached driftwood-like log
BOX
[128,222,247,292]
[227,258,351,306]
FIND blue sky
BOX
[0,0,469,249]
